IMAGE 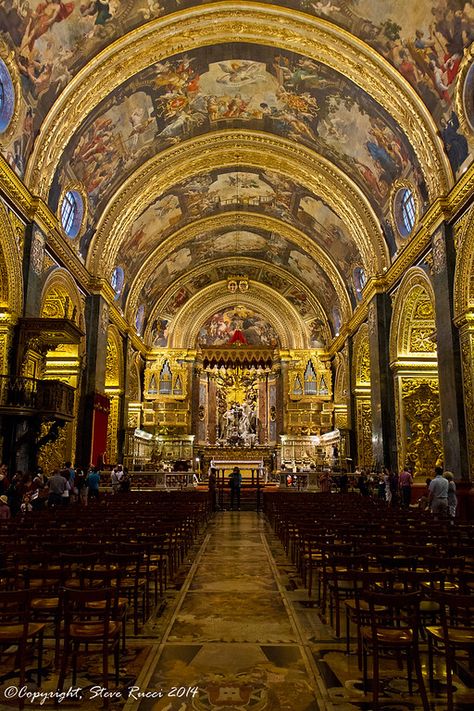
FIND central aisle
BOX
[126,511,326,711]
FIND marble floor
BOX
[123,512,474,711]
[2,512,473,709]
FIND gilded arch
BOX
[90,133,388,281]
[105,324,125,464]
[161,282,308,350]
[125,210,352,327]
[0,199,23,315]
[389,268,440,477]
[25,3,451,200]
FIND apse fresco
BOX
[50,45,426,242]
[139,227,341,344]
[197,307,280,348]
[1,2,471,179]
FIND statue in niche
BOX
[219,398,258,447]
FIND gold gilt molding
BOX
[389,267,437,366]
[352,322,371,389]
[89,132,386,278]
[24,3,451,200]
[454,201,474,320]
[0,198,23,314]
[151,256,332,337]
[161,281,308,350]
[125,210,352,325]
[455,43,474,137]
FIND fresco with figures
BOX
[196,307,279,348]
[143,262,328,348]
[47,45,425,242]
[140,227,341,347]
[0,1,471,180]
[112,167,365,310]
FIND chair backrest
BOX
[430,590,474,632]
[61,586,116,638]
[0,588,31,636]
[363,590,423,637]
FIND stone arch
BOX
[389,267,441,477]
[157,281,309,350]
[389,268,437,364]
[125,209,353,327]
[40,268,85,336]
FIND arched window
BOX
[304,360,317,395]
[61,190,84,238]
[394,187,416,237]
[0,59,15,134]
[159,360,173,395]
[110,267,125,300]
[135,304,145,335]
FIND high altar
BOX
[124,299,342,474]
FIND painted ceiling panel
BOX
[51,46,426,216]
[136,226,342,338]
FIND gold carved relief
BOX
[402,379,442,478]
[356,399,373,469]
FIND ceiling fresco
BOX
[141,260,329,349]
[138,227,342,345]
[46,44,426,260]
[197,307,280,348]
[1,2,471,180]
[111,167,364,308]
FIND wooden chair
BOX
[426,590,474,710]
[0,589,46,708]
[56,587,121,708]
[361,590,429,710]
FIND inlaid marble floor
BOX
[125,512,474,711]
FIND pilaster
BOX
[431,224,469,480]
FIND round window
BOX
[60,189,84,238]
[135,304,145,335]
[0,59,15,134]
[394,187,416,237]
[111,267,124,300]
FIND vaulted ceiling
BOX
[2,0,471,349]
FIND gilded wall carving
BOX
[402,379,442,478]
[460,325,474,478]
[356,399,373,469]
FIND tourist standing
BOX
[208,467,217,511]
[444,471,457,521]
[229,466,242,510]
[428,466,449,517]
[47,469,67,508]
[399,466,413,509]
[86,466,100,501]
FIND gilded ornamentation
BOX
[0,199,23,314]
[454,43,474,136]
[24,5,450,200]
[402,379,442,479]
[353,324,371,388]
[389,268,437,363]
[459,325,474,478]
[37,421,68,473]
[127,211,352,327]
[453,202,474,320]
[432,229,447,275]
[31,228,45,276]
[356,399,373,468]
[164,282,307,351]
[7,210,25,257]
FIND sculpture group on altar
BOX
[218,400,258,447]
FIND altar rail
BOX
[100,470,195,490]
